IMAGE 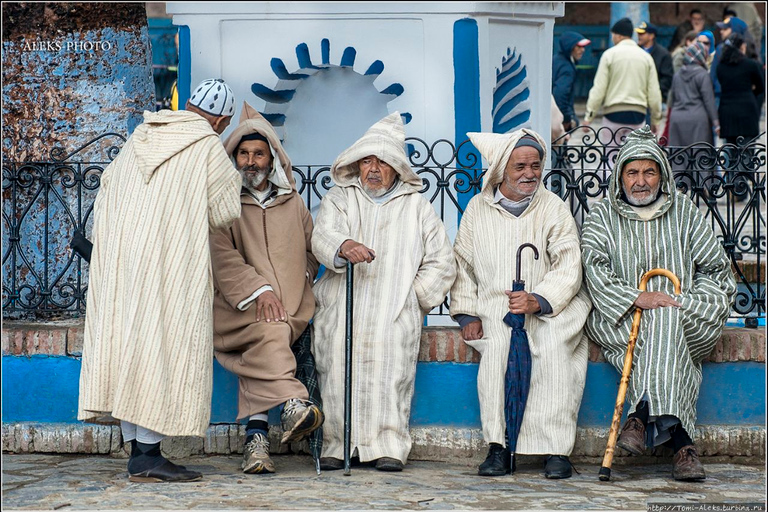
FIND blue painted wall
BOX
[3,356,764,428]
[2,8,156,320]
[453,18,482,215]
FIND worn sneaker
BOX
[242,433,275,474]
[672,445,706,481]
[280,398,324,444]
[617,417,646,455]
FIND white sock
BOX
[249,413,269,422]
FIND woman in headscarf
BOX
[667,41,719,147]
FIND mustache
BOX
[241,164,270,174]
[631,185,652,193]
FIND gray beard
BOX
[362,183,388,198]
[624,183,661,206]
[240,168,269,190]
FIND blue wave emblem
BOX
[492,48,531,133]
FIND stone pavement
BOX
[2,453,765,511]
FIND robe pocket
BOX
[462,336,488,356]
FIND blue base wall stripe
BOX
[3,357,764,427]
[453,18,481,217]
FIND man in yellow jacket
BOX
[582,17,662,147]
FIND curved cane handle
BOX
[515,243,539,283]
[638,268,681,294]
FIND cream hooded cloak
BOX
[78,109,241,437]
[311,112,456,463]
[450,128,591,456]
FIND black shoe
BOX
[478,443,512,476]
[544,455,572,479]
[375,457,404,472]
[129,459,202,483]
[127,441,197,482]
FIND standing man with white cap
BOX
[78,78,242,483]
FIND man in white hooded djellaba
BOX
[450,128,591,479]
[311,112,456,472]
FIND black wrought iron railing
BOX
[3,128,765,323]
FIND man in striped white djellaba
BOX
[311,112,456,472]
[78,79,242,483]
[450,128,592,479]
[581,126,736,481]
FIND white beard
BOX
[624,183,661,206]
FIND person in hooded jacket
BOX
[552,31,591,131]
[211,102,324,475]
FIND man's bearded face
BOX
[501,146,542,201]
[358,155,397,198]
[236,139,272,191]
[621,159,662,206]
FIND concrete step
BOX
[3,422,763,464]
[3,320,765,363]
[2,321,764,461]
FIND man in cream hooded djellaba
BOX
[211,102,322,475]
[311,112,456,472]
[78,79,241,483]
[450,128,591,479]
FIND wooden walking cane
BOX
[598,268,681,482]
[344,261,354,476]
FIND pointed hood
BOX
[609,125,676,220]
[131,110,218,183]
[222,101,295,195]
[467,128,548,213]
[330,112,421,191]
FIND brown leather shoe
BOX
[616,417,646,455]
[672,445,706,481]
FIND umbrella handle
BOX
[599,268,682,481]
[515,243,539,283]
[344,260,354,476]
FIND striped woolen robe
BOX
[311,112,456,464]
[581,126,736,436]
[450,129,591,456]
[78,110,241,437]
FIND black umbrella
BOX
[502,243,539,456]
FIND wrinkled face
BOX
[621,159,662,206]
[501,146,542,201]
[358,155,397,197]
[571,45,586,60]
[236,139,272,191]
[691,13,705,32]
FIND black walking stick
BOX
[344,260,354,476]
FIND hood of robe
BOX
[467,128,548,217]
[330,112,422,195]
[609,125,677,220]
[222,101,295,197]
[132,110,220,183]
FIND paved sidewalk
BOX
[2,454,765,511]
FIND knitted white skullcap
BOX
[189,78,235,117]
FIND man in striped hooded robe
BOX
[78,79,241,483]
[581,126,736,481]
[450,128,592,479]
[311,112,456,472]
